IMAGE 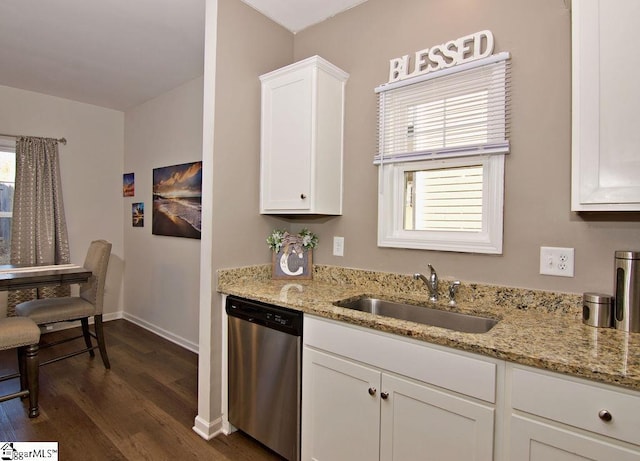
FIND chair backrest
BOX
[79,240,112,314]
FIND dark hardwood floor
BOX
[0,319,283,460]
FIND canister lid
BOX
[615,250,640,260]
[583,292,613,305]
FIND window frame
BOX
[378,154,504,254]
[0,138,15,219]
[0,138,15,265]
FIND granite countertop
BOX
[218,265,640,392]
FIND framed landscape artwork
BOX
[123,173,135,197]
[132,202,144,227]
[152,161,202,239]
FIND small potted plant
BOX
[267,229,318,279]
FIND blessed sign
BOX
[388,30,495,83]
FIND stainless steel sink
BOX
[334,296,498,333]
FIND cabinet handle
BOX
[300,193,307,199]
[368,387,376,396]
[598,409,613,422]
[381,391,389,400]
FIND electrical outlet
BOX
[540,246,575,277]
[333,236,344,257]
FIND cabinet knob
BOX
[368,387,376,396]
[381,392,389,400]
[598,409,612,422]
[300,193,307,199]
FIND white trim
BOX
[374,141,509,165]
[378,155,504,254]
[375,52,511,94]
[38,310,124,333]
[122,312,198,353]
[0,138,15,150]
[102,311,122,322]
[196,0,218,442]
[192,415,223,440]
[260,55,349,84]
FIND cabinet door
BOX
[572,0,640,210]
[301,347,381,461]
[510,415,640,461]
[260,66,312,212]
[380,374,494,461]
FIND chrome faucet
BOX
[448,280,461,306]
[414,263,439,302]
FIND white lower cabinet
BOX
[508,365,640,461]
[302,316,497,461]
[302,348,381,461]
[379,373,494,461]
[299,316,640,461]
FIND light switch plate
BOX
[540,246,575,277]
[333,236,344,256]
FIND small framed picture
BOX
[132,202,144,227]
[272,249,313,280]
[123,173,135,197]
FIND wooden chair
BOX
[0,317,40,417]
[15,240,112,369]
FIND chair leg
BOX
[17,347,27,394]
[24,344,39,418]
[94,315,110,369]
[81,318,95,358]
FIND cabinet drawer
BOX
[304,315,497,403]
[511,366,640,446]
[511,415,640,460]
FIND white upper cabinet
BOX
[259,56,349,215]
[572,0,640,211]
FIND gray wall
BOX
[124,77,204,350]
[0,84,124,318]
[286,0,640,296]
[211,0,292,276]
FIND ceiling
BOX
[241,0,367,34]
[0,0,366,111]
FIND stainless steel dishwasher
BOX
[226,296,302,461]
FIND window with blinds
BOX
[376,52,511,254]
[375,52,510,164]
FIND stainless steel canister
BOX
[614,251,640,332]
[582,293,613,328]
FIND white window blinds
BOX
[375,52,511,165]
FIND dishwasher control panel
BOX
[226,296,303,336]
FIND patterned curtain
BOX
[7,137,71,315]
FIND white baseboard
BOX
[40,310,124,332]
[193,415,223,440]
[122,312,199,353]
[39,311,198,354]
[103,311,123,322]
